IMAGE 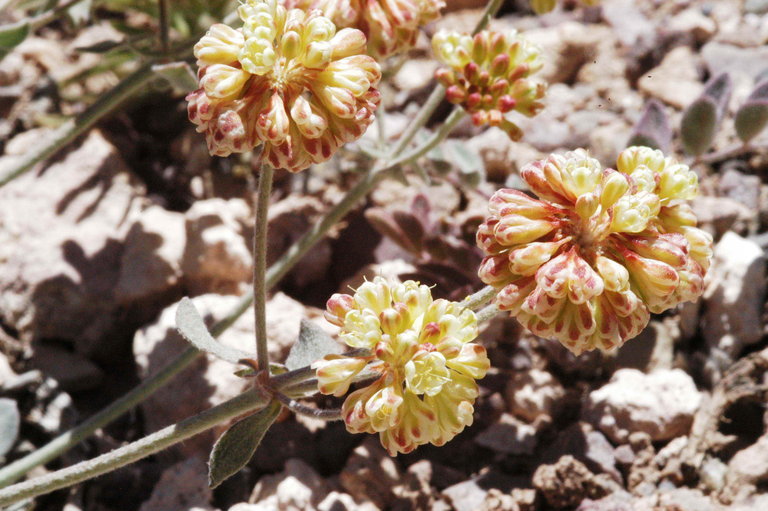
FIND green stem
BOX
[0,390,269,507]
[464,285,497,311]
[0,63,155,187]
[157,0,170,55]
[386,108,466,169]
[475,303,499,324]
[253,165,274,371]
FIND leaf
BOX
[0,398,20,458]
[702,72,733,120]
[681,97,718,156]
[284,319,343,371]
[0,22,29,58]
[175,297,252,364]
[735,80,768,143]
[393,210,425,253]
[627,99,671,152]
[75,39,125,53]
[208,401,281,488]
[152,62,199,93]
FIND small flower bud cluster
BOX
[187,0,381,172]
[530,0,600,14]
[285,0,445,59]
[314,277,490,455]
[477,146,712,355]
[432,29,546,140]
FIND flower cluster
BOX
[285,0,444,59]
[530,0,600,14]
[187,0,381,172]
[477,147,713,355]
[314,277,490,455]
[432,30,545,140]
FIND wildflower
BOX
[314,277,490,455]
[285,0,444,59]
[477,147,712,355]
[187,0,381,172]
[530,0,600,14]
[432,29,545,140]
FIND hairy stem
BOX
[254,165,274,371]
[464,285,497,311]
[0,390,269,507]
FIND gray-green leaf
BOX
[152,62,199,93]
[0,398,20,458]
[284,319,343,371]
[681,97,718,156]
[735,80,768,143]
[208,401,281,488]
[0,23,29,58]
[175,297,252,364]
[627,99,671,152]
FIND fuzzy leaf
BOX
[735,80,768,142]
[76,39,125,53]
[175,297,252,364]
[208,401,281,488]
[393,210,425,253]
[152,62,199,93]
[702,72,733,121]
[284,319,343,371]
[0,398,20,458]
[0,23,29,58]
[681,97,718,156]
[627,99,671,152]
[365,208,420,254]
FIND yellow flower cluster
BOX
[187,0,381,172]
[314,278,490,455]
[477,147,712,355]
[530,0,600,14]
[285,0,444,59]
[432,29,546,140]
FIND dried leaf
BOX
[175,297,252,364]
[284,319,343,371]
[0,398,20,458]
[208,401,281,488]
[627,99,671,152]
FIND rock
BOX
[317,492,375,511]
[702,42,768,82]
[730,494,768,511]
[668,8,717,43]
[339,437,402,509]
[576,491,637,511]
[133,293,312,457]
[727,433,768,486]
[691,196,755,238]
[702,232,766,364]
[139,457,214,511]
[700,456,728,493]
[0,131,144,354]
[541,422,621,483]
[615,318,677,372]
[115,205,185,308]
[182,198,252,295]
[505,369,564,423]
[30,342,104,392]
[657,488,721,511]
[250,458,331,511]
[532,455,617,509]
[475,413,538,455]
[441,479,488,511]
[585,369,701,443]
[718,169,761,215]
[443,471,528,511]
[638,46,703,109]
[393,59,439,92]
[601,0,655,50]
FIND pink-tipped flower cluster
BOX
[314,277,490,455]
[187,0,381,172]
[477,147,712,355]
[432,29,546,140]
[285,0,444,59]
[530,0,600,14]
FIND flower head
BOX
[477,147,712,355]
[314,277,489,455]
[187,0,381,172]
[285,0,444,59]
[432,29,545,140]
[530,0,600,14]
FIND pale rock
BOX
[541,422,621,483]
[0,353,17,384]
[638,46,703,109]
[318,492,376,511]
[134,293,313,457]
[442,479,489,511]
[657,488,721,511]
[250,458,330,511]
[533,456,618,509]
[700,457,728,492]
[601,0,655,49]
[615,318,677,372]
[506,369,564,423]
[0,131,144,353]
[585,369,701,443]
[727,433,768,486]
[340,437,402,509]
[116,205,185,305]
[30,342,104,392]
[669,8,717,43]
[702,232,766,362]
[575,492,638,511]
[691,196,756,238]
[393,59,439,92]
[475,413,538,455]
[182,198,252,295]
[730,494,768,511]
[139,457,214,511]
[702,43,768,82]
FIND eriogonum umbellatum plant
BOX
[432,29,546,140]
[315,277,490,455]
[285,0,445,59]
[477,146,712,355]
[187,0,381,171]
